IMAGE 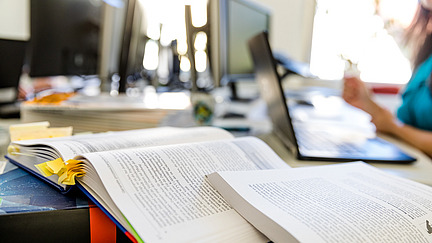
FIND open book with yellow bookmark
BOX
[6,123,290,243]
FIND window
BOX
[310,0,417,84]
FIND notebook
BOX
[248,32,416,163]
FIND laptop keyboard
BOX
[295,128,365,155]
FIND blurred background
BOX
[0,0,419,118]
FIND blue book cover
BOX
[0,160,89,214]
[0,160,133,242]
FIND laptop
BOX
[248,32,416,163]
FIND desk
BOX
[161,87,432,186]
[0,118,19,159]
[0,87,431,242]
[206,82,432,186]
[258,132,432,187]
[2,85,432,187]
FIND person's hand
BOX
[370,107,400,134]
[342,76,376,114]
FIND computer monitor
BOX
[0,39,26,102]
[28,0,101,77]
[209,0,271,88]
[117,0,147,93]
[0,39,26,117]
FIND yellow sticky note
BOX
[35,163,54,177]
[9,121,50,132]
[59,170,85,185]
[10,127,73,141]
[65,159,82,166]
[7,145,19,155]
[58,171,69,185]
[56,159,86,186]
[46,158,66,174]
[35,158,86,186]
[9,121,73,141]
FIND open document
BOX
[75,136,290,243]
[208,162,432,242]
[7,126,235,191]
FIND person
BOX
[342,0,432,157]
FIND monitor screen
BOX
[117,0,147,93]
[209,0,271,87]
[28,0,101,77]
[0,39,26,103]
[226,0,270,76]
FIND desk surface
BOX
[1,86,431,187]
[0,118,18,159]
[258,132,432,187]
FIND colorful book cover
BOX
[0,161,131,243]
[0,161,88,214]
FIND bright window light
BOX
[194,31,207,51]
[176,5,188,55]
[310,0,418,84]
[146,19,161,40]
[180,56,191,72]
[143,40,159,70]
[191,0,207,28]
[160,23,175,46]
[195,50,207,72]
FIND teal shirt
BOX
[397,54,432,131]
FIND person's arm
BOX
[358,97,432,158]
[343,77,432,157]
[382,115,432,158]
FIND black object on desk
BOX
[0,161,131,243]
[0,102,21,119]
[0,39,26,119]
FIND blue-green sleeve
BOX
[397,55,432,131]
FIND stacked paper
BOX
[21,92,191,133]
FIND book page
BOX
[208,162,432,243]
[14,126,234,160]
[78,136,290,243]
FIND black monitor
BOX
[0,39,26,117]
[0,39,26,100]
[209,0,271,89]
[28,0,101,77]
[117,0,147,93]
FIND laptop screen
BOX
[248,32,299,155]
[248,32,416,163]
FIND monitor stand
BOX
[228,82,257,103]
[221,82,257,119]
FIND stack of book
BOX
[5,126,432,242]
[20,92,191,133]
[0,160,131,242]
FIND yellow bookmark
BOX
[35,158,86,185]
[7,145,20,155]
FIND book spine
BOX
[76,183,138,243]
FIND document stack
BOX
[20,92,191,133]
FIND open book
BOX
[208,162,432,243]
[6,126,290,243]
[7,127,233,192]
